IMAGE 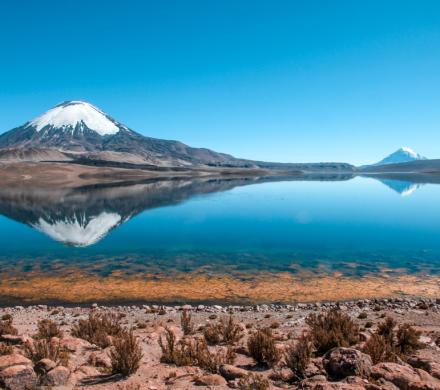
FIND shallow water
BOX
[0,174,439,304]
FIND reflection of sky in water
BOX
[0,176,440,277]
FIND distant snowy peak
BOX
[374,147,427,166]
[27,101,122,136]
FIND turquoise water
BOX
[0,175,440,279]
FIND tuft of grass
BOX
[35,319,63,340]
[247,328,279,367]
[237,373,270,390]
[159,328,235,373]
[72,312,123,348]
[24,339,69,366]
[110,329,143,377]
[284,332,313,381]
[0,342,13,356]
[0,318,18,336]
[306,309,359,355]
[203,316,243,346]
[180,310,194,336]
[363,318,421,364]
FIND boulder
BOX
[408,357,440,380]
[219,364,248,379]
[371,362,440,390]
[0,365,37,390]
[34,358,56,376]
[324,347,372,379]
[42,365,70,386]
[194,374,227,386]
[0,354,32,371]
[60,336,92,352]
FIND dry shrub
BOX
[377,317,396,344]
[159,328,235,373]
[270,321,280,329]
[306,309,359,355]
[203,316,243,346]
[72,312,123,348]
[237,373,270,390]
[0,318,18,336]
[110,329,143,377]
[363,318,421,363]
[285,332,313,381]
[35,319,63,340]
[396,323,421,356]
[358,312,368,319]
[181,310,194,335]
[1,314,12,321]
[0,342,13,356]
[24,339,69,366]
[363,333,396,364]
[247,328,279,366]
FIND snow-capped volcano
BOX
[29,101,121,136]
[374,147,426,166]
[0,100,243,166]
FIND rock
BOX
[34,358,56,375]
[219,364,248,379]
[182,305,192,311]
[0,335,31,345]
[60,336,92,352]
[0,354,32,371]
[42,366,70,386]
[408,357,440,380]
[194,374,227,386]
[324,347,372,379]
[0,365,37,390]
[371,362,440,390]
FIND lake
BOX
[0,174,439,305]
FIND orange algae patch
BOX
[0,269,438,304]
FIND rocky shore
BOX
[0,297,439,389]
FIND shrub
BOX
[377,317,396,344]
[1,314,12,321]
[209,314,218,320]
[203,316,243,346]
[0,318,18,336]
[237,373,270,390]
[396,323,421,356]
[306,309,359,355]
[24,339,69,365]
[220,316,243,345]
[363,333,396,364]
[247,328,279,366]
[35,319,63,340]
[72,312,123,348]
[180,310,194,336]
[365,321,373,328]
[110,329,143,377]
[0,342,13,356]
[358,312,368,319]
[285,332,313,381]
[159,328,234,373]
[203,323,222,345]
[270,321,280,329]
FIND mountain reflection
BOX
[0,172,435,247]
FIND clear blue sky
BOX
[0,0,439,165]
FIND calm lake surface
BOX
[0,174,439,304]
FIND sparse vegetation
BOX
[363,317,421,363]
[0,317,18,336]
[284,332,313,381]
[72,312,123,348]
[110,329,143,377]
[358,312,368,319]
[237,373,270,390]
[35,319,63,340]
[0,342,13,356]
[180,310,194,335]
[159,327,235,373]
[306,309,359,355]
[24,339,69,365]
[203,315,243,346]
[247,328,279,366]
